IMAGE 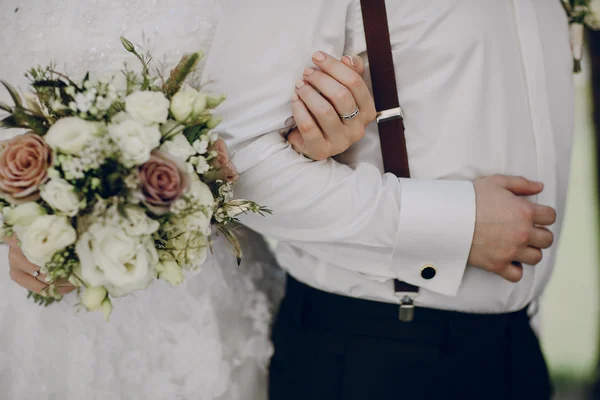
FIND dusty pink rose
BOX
[0,133,53,204]
[139,151,191,215]
[205,138,239,183]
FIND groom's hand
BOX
[468,175,556,282]
[288,51,377,160]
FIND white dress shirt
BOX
[202,0,574,313]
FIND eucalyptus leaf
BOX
[1,80,22,107]
[0,102,12,113]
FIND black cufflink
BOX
[421,265,436,280]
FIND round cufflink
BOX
[421,265,436,280]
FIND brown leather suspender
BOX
[360,0,419,321]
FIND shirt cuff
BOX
[391,178,476,297]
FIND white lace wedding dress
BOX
[0,1,284,399]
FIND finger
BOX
[9,245,45,279]
[533,205,557,226]
[290,94,329,160]
[498,262,524,283]
[295,80,345,140]
[311,51,376,121]
[303,68,357,116]
[528,227,554,249]
[341,55,366,76]
[3,235,17,247]
[515,247,544,266]
[9,268,47,294]
[499,176,544,196]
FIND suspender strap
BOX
[360,0,419,321]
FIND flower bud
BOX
[81,286,108,311]
[120,36,136,53]
[101,298,113,321]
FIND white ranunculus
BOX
[45,117,99,154]
[16,215,77,266]
[3,202,47,226]
[120,205,159,236]
[170,86,207,123]
[156,259,184,286]
[109,118,161,166]
[125,91,170,125]
[160,133,196,162]
[81,286,108,311]
[40,178,80,216]
[76,223,158,297]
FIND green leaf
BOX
[32,79,67,88]
[0,102,12,113]
[13,107,50,134]
[183,125,209,144]
[0,114,22,129]
[1,80,23,108]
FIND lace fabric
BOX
[0,1,283,398]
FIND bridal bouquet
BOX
[0,37,269,319]
[563,0,600,71]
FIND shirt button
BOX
[421,265,436,280]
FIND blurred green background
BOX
[541,40,600,399]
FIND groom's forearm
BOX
[232,132,475,296]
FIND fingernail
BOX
[292,93,299,102]
[303,67,314,76]
[342,55,355,67]
[295,79,305,89]
[312,51,326,62]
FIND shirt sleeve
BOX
[231,131,476,297]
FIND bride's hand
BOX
[288,51,377,160]
[6,237,75,295]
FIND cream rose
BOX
[16,215,77,266]
[170,86,207,123]
[125,91,170,125]
[3,202,47,226]
[45,117,99,154]
[119,205,160,236]
[40,178,81,216]
[109,118,161,167]
[76,223,158,297]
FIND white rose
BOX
[45,117,99,154]
[189,180,215,209]
[156,259,184,286]
[75,223,158,297]
[109,118,161,166]
[125,91,170,125]
[120,205,159,236]
[81,286,108,311]
[170,87,207,123]
[16,215,77,266]
[168,229,209,269]
[3,202,47,226]
[160,133,196,162]
[182,212,211,236]
[40,179,81,216]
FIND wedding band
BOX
[339,107,359,121]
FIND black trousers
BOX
[269,276,552,400]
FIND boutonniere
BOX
[563,0,600,72]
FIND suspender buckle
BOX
[376,106,404,124]
[395,293,417,322]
